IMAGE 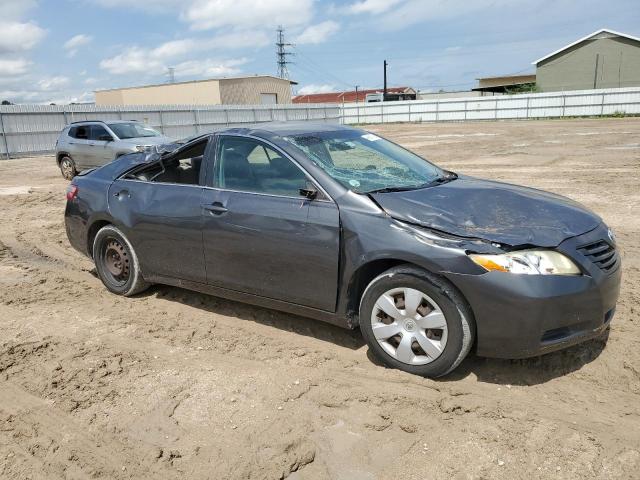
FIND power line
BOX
[276,26,293,79]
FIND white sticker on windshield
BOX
[361,133,381,142]
[349,179,361,188]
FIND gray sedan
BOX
[64,123,621,377]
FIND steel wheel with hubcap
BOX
[360,265,475,377]
[371,287,448,365]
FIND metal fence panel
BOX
[341,87,640,125]
[0,103,340,158]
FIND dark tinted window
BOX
[71,125,88,139]
[89,125,112,141]
[216,137,308,196]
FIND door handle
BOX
[113,190,130,198]
[202,202,228,215]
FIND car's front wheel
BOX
[359,266,475,377]
[59,155,77,180]
[93,225,150,296]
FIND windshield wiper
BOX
[366,172,458,194]
[428,171,458,186]
[365,185,427,194]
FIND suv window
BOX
[89,125,112,141]
[216,137,308,197]
[71,125,88,139]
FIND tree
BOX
[1,100,13,105]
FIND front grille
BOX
[577,240,618,273]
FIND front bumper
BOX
[445,224,621,359]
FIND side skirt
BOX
[146,274,354,330]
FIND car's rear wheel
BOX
[359,265,474,377]
[93,225,149,296]
[59,156,77,180]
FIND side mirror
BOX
[99,134,113,142]
[299,187,318,200]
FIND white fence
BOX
[341,86,640,124]
[0,103,341,158]
[1,87,639,158]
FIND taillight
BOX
[66,184,78,201]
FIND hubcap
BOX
[104,239,130,282]
[370,287,448,365]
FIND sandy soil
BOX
[1,118,639,479]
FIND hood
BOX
[371,176,601,247]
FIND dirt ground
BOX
[1,118,639,480]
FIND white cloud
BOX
[91,0,183,13]
[0,21,45,54]
[172,58,248,78]
[0,58,31,76]
[297,84,336,95]
[348,0,405,14]
[38,76,71,91]
[295,21,339,45]
[64,34,93,57]
[0,0,37,20]
[100,31,268,75]
[100,47,163,75]
[183,0,314,31]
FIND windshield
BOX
[284,130,446,193]
[108,123,161,140]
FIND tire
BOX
[359,265,475,378]
[93,225,150,296]
[59,155,77,180]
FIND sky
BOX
[1,0,639,104]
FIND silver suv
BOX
[55,120,172,179]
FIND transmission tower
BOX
[276,26,293,79]
[166,67,175,83]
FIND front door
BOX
[201,135,340,311]
[89,124,115,166]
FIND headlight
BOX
[469,250,581,275]
[135,145,151,152]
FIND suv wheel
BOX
[59,156,77,180]
[93,225,150,296]
[359,265,475,378]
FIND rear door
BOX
[107,138,211,283]
[68,125,93,169]
[201,135,340,311]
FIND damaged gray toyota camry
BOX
[65,123,621,377]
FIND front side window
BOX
[216,137,308,197]
[283,130,445,193]
[108,122,161,140]
[89,125,112,141]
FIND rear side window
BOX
[70,125,89,139]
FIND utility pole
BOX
[355,85,359,103]
[276,26,294,79]
[383,60,388,101]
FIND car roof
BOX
[217,122,356,137]
[69,119,141,125]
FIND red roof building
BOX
[293,87,416,104]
